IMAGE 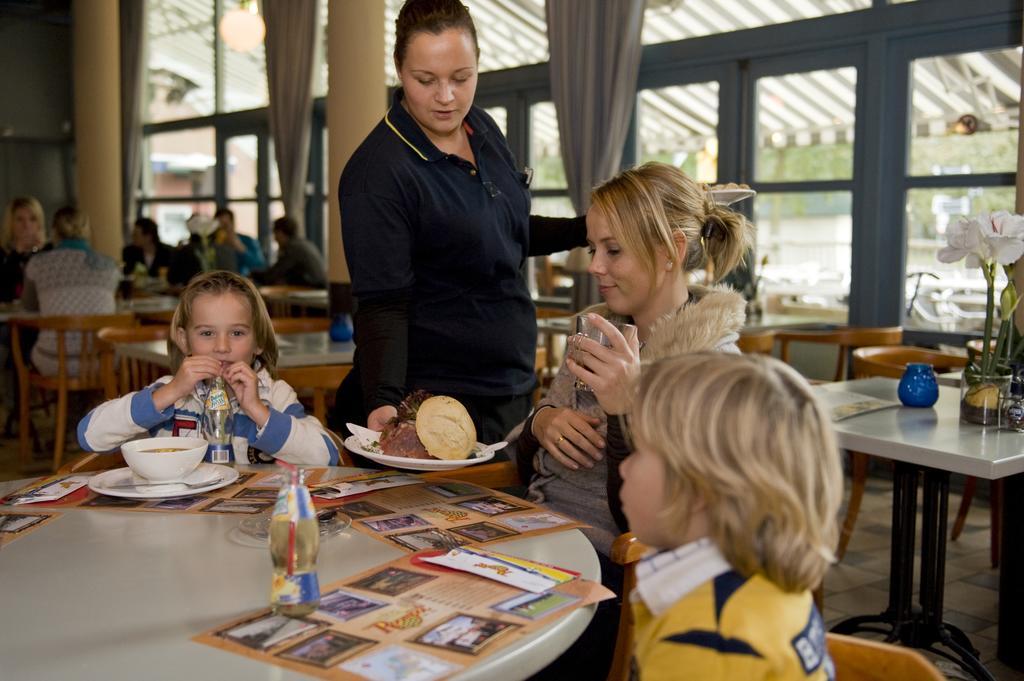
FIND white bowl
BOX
[121,436,208,483]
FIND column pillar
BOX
[326,0,386,313]
[72,0,122,260]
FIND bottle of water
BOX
[203,376,234,463]
[270,465,320,617]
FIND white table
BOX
[818,379,1024,679]
[0,466,598,680]
[118,332,355,369]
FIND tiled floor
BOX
[822,475,1022,680]
[0,419,1021,680]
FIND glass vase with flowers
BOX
[937,211,1024,425]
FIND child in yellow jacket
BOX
[619,353,842,680]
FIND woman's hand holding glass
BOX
[566,314,641,415]
[531,406,605,471]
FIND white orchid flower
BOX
[937,212,1024,267]
[186,215,218,238]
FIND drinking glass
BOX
[570,316,638,391]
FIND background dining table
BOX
[818,378,1024,680]
[0,465,599,680]
[117,332,355,369]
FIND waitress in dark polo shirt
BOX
[335,0,585,443]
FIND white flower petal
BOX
[937,246,969,263]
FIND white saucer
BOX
[88,464,240,500]
[710,188,756,206]
[343,435,501,472]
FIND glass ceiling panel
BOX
[642,0,871,44]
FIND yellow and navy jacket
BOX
[632,540,833,681]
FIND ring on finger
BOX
[556,435,565,445]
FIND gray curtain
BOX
[545,0,645,308]
[120,0,147,242]
[264,0,319,235]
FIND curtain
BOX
[120,0,146,243]
[264,0,319,235]
[545,0,645,308]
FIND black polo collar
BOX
[384,88,490,163]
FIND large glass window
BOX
[908,47,1021,176]
[143,128,216,199]
[755,68,856,183]
[222,1,268,113]
[529,102,566,190]
[642,0,871,45]
[905,186,1015,332]
[146,1,216,121]
[145,0,269,122]
[753,66,858,323]
[903,46,1020,333]
[638,82,720,183]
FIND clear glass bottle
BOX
[270,466,320,617]
[1002,367,1024,432]
[203,376,234,463]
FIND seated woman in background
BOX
[21,206,120,376]
[507,162,753,678]
[122,216,172,278]
[0,196,48,302]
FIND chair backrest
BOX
[324,428,354,467]
[607,532,649,681]
[852,345,968,380]
[776,326,904,381]
[11,313,136,389]
[97,324,171,397]
[826,633,944,680]
[737,329,775,355]
[272,317,330,334]
[277,364,353,428]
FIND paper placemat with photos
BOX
[0,469,327,516]
[334,476,587,552]
[0,510,61,547]
[194,551,614,680]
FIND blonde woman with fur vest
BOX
[510,162,755,558]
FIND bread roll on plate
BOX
[415,396,477,460]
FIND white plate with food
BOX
[709,185,756,206]
[88,463,239,499]
[345,423,505,471]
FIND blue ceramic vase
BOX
[898,363,939,407]
[329,313,353,342]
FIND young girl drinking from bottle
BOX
[621,352,841,680]
[78,271,340,465]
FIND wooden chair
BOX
[851,345,1000,567]
[11,313,135,472]
[607,532,648,681]
[272,317,330,335]
[536,306,573,385]
[776,326,903,382]
[826,633,944,680]
[737,329,775,354]
[278,364,353,427]
[421,461,522,489]
[97,324,171,399]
